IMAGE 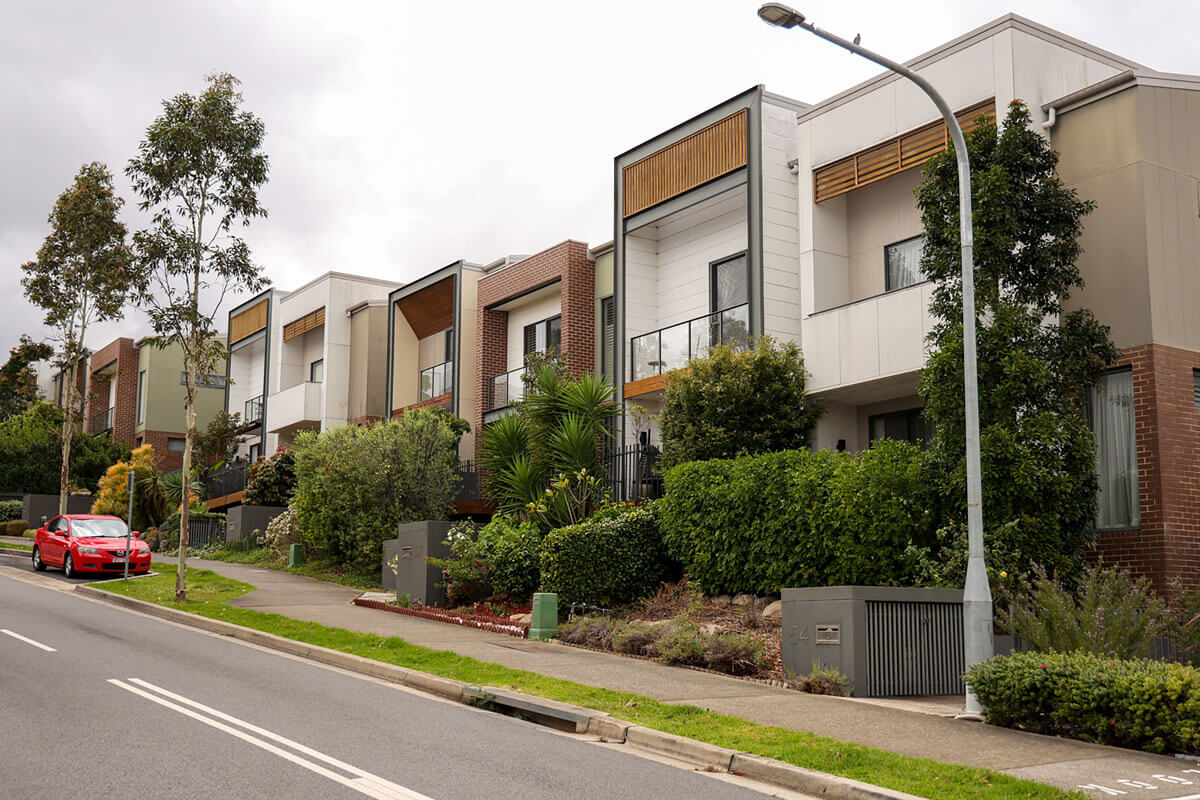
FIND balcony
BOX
[91,407,114,434]
[626,304,749,397]
[488,366,527,413]
[268,381,322,435]
[244,395,263,427]
[419,361,453,403]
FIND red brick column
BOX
[1094,343,1200,592]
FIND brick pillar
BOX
[474,307,509,459]
[560,240,595,380]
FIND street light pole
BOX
[758,3,992,713]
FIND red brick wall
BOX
[474,240,595,459]
[1094,343,1200,592]
[85,338,139,446]
[135,430,185,472]
[392,393,453,417]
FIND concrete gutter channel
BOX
[76,583,924,800]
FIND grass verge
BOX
[1,542,33,551]
[199,546,382,591]
[94,568,1084,800]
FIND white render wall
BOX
[504,291,561,371]
[761,98,802,343]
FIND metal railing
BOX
[599,443,664,503]
[454,460,480,504]
[206,462,249,499]
[244,395,263,425]
[419,361,453,402]
[91,407,114,434]
[182,516,226,549]
[629,303,750,382]
[487,366,527,412]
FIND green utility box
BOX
[529,593,558,641]
[288,543,304,568]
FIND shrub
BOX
[429,517,547,604]
[999,563,1171,659]
[540,505,676,605]
[292,411,460,573]
[580,615,766,676]
[0,499,23,523]
[659,442,935,595]
[6,519,29,536]
[244,448,296,506]
[610,619,662,656]
[557,616,616,649]
[260,506,301,557]
[92,445,168,531]
[1168,577,1200,667]
[966,650,1200,754]
[0,402,128,494]
[660,336,822,471]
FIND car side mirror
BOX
[131,531,141,538]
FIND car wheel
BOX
[63,553,75,579]
[32,547,47,572]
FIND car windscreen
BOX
[71,519,129,538]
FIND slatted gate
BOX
[864,600,965,697]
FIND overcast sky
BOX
[3,0,1196,358]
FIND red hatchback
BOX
[32,514,152,578]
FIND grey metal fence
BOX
[864,600,965,697]
[600,444,664,503]
[183,517,226,550]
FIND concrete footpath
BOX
[7,538,1197,799]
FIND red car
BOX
[32,514,152,578]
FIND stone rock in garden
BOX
[509,613,532,624]
[699,623,722,635]
[711,595,732,607]
[645,619,672,628]
[762,600,782,620]
[732,593,755,607]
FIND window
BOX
[523,315,562,356]
[167,437,186,453]
[885,236,925,292]
[600,296,615,384]
[445,329,455,362]
[1193,368,1199,408]
[310,359,324,383]
[179,372,227,388]
[711,253,748,312]
[1092,369,1139,530]
[248,442,261,462]
[136,370,146,425]
[868,408,933,446]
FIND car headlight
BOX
[78,546,100,555]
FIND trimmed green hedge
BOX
[5,519,29,536]
[0,499,23,523]
[966,650,1200,754]
[658,442,935,595]
[540,505,677,605]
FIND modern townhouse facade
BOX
[611,15,1199,590]
[613,85,807,445]
[226,288,288,461]
[386,260,482,460]
[474,240,599,452]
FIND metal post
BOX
[124,468,134,580]
[758,4,992,713]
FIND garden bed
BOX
[353,597,530,638]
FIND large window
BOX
[868,408,933,446]
[136,370,146,425]
[600,296,615,384]
[167,437,186,453]
[523,315,562,356]
[1092,369,1139,530]
[710,253,748,312]
[885,235,925,292]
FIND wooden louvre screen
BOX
[229,300,268,344]
[813,98,995,203]
[282,307,325,342]
[622,109,748,218]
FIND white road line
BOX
[109,678,433,800]
[1,628,56,651]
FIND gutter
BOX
[1041,69,1136,128]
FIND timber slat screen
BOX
[813,98,995,203]
[282,307,325,342]
[622,109,747,218]
[229,300,268,344]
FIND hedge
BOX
[658,441,934,595]
[966,650,1200,754]
[540,505,677,605]
[5,519,30,536]
[0,499,23,523]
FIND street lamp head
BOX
[757,3,806,28]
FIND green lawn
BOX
[199,546,383,591]
[95,568,1084,800]
[1,542,32,551]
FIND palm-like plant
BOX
[480,360,620,524]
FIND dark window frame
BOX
[867,407,933,447]
[1090,366,1141,532]
[309,359,324,383]
[709,251,749,313]
[600,296,615,382]
[523,314,563,357]
[884,235,926,293]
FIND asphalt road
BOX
[0,566,810,800]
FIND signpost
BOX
[124,469,134,580]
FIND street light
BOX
[759,3,992,714]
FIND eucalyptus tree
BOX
[21,162,135,513]
[127,72,269,600]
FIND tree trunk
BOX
[176,374,197,601]
[57,376,76,516]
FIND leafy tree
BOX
[91,444,169,531]
[480,361,620,524]
[193,410,250,479]
[243,447,296,506]
[659,336,822,471]
[916,101,1120,588]
[0,402,127,495]
[20,162,135,514]
[126,73,269,600]
[0,336,53,421]
[292,411,460,572]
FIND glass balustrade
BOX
[418,361,453,402]
[488,366,526,412]
[629,303,749,382]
